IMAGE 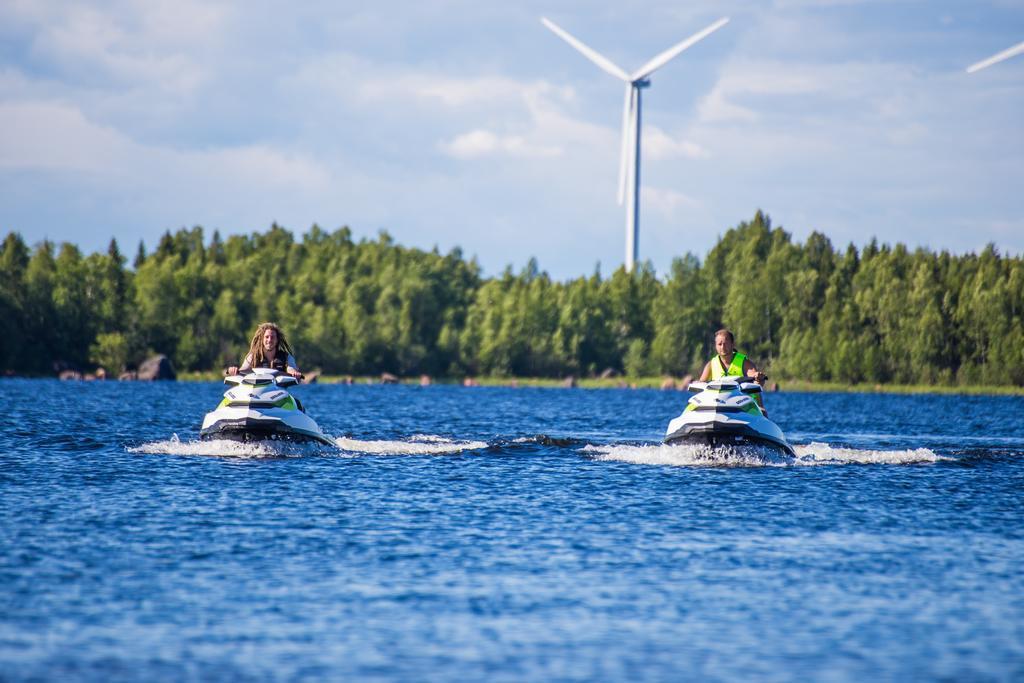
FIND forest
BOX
[2,211,1022,385]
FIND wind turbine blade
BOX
[629,86,639,178]
[617,85,635,205]
[621,87,639,202]
[967,39,1024,73]
[624,90,640,273]
[631,17,730,81]
[541,17,630,81]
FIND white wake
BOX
[334,434,488,456]
[792,442,949,465]
[130,433,489,458]
[127,434,322,458]
[584,441,948,468]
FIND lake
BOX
[2,380,1023,681]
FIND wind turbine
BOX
[541,15,729,272]
[967,39,1024,73]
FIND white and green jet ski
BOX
[664,376,795,456]
[200,369,334,446]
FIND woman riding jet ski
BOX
[664,329,794,456]
[200,323,333,445]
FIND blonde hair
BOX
[246,322,293,367]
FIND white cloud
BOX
[361,73,536,108]
[0,100,330,190]
[696,60,844,125]
[714,63,831,97]
[0,101,129,170]
[644,126,708,160]
[190,145,332,192]
[286,52,612,166]
[642,186,700,218]
[292,53,577,114]
[771,0,885,8]
[404,76,573,111]
[695,57,930,135]
[5,1,224,94]
[697,87,759,123]
[439,129,562,159]
[1,0,1021,278]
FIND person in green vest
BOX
[699,328,769,415]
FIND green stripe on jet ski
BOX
[274,396,297,410]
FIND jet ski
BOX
[200,369,334,446]
[664,376,795,456]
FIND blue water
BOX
[2,380,1023,681]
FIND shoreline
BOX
[167,372,1024,396]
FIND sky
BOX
[0,0,1022,280]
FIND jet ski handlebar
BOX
[222,368,303,387]
[688,376,763,393]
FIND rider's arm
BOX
[285,354,302,379]
[698,361,713,382]
[742,359,768,414]
[743,359,766,384]
[227,353,253,376]
[237,353,254,374]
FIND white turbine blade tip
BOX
[967,39,1024,73]
[541,16,630,81]
[631,16,730,81]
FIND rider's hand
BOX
[287,369,303,380]
[226,366,238,376]
[754,371,767,385]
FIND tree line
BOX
[2,211,1022,385]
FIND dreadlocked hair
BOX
[246,322,293,367]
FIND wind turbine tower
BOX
[542,16,729,272]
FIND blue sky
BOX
[1,0,1021,279]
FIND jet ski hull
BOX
[664,414,795,456]
[200,414,334,446]
[200,370,334,447]
[664,377,795,457]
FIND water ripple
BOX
[2,381,1022,681]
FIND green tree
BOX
[90,332,130,373]
[22,241,58,373]
[0,233,30,370]
[650,253,708,376]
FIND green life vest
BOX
[711,352,747,379]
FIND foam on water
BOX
[127,434,329,459]
[8,381,1024,680]
[130,433,490,458]
[793,441,949,465]
[583,442,794,468]
[585,441,947,468]
[334,434,489,456]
